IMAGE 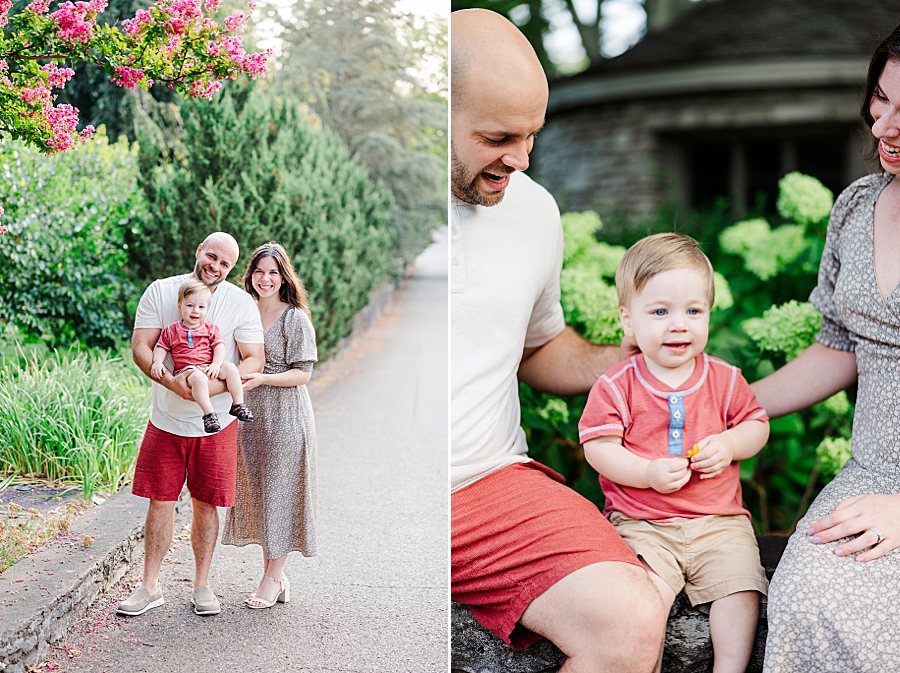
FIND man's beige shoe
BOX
[191,585,221,615]
[116,586,164,616]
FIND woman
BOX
[222,242,318,608]
[754,26,900,671]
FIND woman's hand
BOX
[690,433,735,479]
[807,493,900,562]
[242,372,268,391]
[646,457,691,493]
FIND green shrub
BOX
[0,129,145,348]
[129,85,394,356]
[0,345,151,498]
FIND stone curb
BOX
[0,486,187,673]
[0,275,404,673]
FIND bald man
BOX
[451,9,667,671]
[118,233,265,618]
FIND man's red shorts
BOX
[451,461,641,649]
[131,420,237,507]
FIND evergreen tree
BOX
[129,83,394,355]
[277,0,447,274]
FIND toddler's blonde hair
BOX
[177,278,212,304]
[615,233,714,307]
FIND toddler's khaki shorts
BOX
[609,511,768,605]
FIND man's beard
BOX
[194,265,224,288]
[451,145,507,207]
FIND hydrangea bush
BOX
[520,172,855,534]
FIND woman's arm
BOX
[749,342,857,419]
[242,368,312,390]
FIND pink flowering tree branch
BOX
[0,0,270,153]
[0,0,271,232]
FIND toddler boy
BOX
[150,278,253,433]
[578,233,769,673]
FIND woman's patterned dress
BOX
[764,172,900,672]
[223,306,318,558]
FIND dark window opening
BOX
[681,128,855,217]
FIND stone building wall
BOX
[532,87,870,232]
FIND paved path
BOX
[52,230,448,672]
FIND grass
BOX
[0,342,151,500]
[0,497,89,572]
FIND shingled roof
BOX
[582,0,900,77]
[547,0,900,113]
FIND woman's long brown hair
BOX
[242,242,311,319]
[862,25,900,161]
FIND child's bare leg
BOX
[638,558,677,673]
[218,362,244,405]
[187,370,214,415]
[709,590,759,673]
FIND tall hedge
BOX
[0,130,143,348]
[129,85,394,355]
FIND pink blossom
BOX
[189,79,220,99]
[0,0,11,28]
[240,50,271,77]
[166,17,187,33]
[50,0,108,43]
[246,1,256,9]
[41,63,75,88]
[111,66,145,89]
[122,8,153,35]
[0,59,7,72]
[26,0,50,13]
[21,85,51,104]
[170,0,200,18]
[45,104,80,152]
[223,11,245,31]
[203,0,219,12]
[80,125,95,140]
[208,35,243,58]
[0,226,6,235]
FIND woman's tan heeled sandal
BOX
[246,575,290,609]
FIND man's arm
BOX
[133,328,193,400]
[235,340,265,378]
[518,326,625,397]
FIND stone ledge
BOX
[452,535,787,673]
[0,487,187,673]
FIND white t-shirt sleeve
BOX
[524,211,566,348]
[133,280,165,331]
[232,291,265,345]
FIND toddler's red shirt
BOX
[578,353,768,520]
[156,320,224,374]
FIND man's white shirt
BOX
[451,172,566,491]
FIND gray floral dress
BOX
[222,307,318,558]
[764,172,900,672]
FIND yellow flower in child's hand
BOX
[686,444,700,464]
